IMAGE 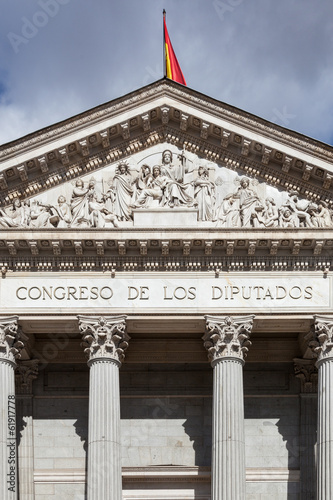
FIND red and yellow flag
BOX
[163,11,187,86]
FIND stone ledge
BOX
[33,466,300,483]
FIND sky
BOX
[1,0,333,147]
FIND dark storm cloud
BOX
[1,0,333,145]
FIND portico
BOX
[0,79,332,499]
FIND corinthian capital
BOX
[293,358,318,393]
[308,315,333,365]
[0,316,23,366]
[15,359,39,395]
[203,315,254,365]
[78,315,129,366]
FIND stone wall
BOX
[25,362,301,499]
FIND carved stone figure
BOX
[253,197,279,228]
[112,163,134,221]
[54,195,72,227]
[215,194,241,227]
[88,191,118,228]
[30,201,54,228]
[131,166,169,208]
[160,150,194,208]
[135,164,153,197]
[285,191,313,227]
[0,199,24,228]
[309,201,332,228]
[193,166,215,221]
[70,178,92,227]
[279,208,297,228]
[234,177,261,227]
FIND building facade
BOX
[0,79,332,499]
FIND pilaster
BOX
[78,315,130,500]
[203,315,254,500]
[294,357,317,500]
[15,359,39,500]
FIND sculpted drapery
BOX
[112,163,134,221]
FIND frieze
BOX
[0,147,332,231]
[0,275,330,314]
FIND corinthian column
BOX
[203,315,254,500]
[78,315,129,500]
[0,316,23,500]
[309,315,333,499]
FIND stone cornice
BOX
[0,229,331,264]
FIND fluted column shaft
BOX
[212,357,246,499]
[0,361,17,500]
[203,315,254,500]
[78,315,129,500]
[308,315,333,500]
[87,358,122,500]
[0,317,23,500]
[317,358,333,499]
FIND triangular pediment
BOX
[0,79,332,262]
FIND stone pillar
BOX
[309,315,333,500]
[0,316,23,500]
[294,358,317,500]
[15,360,39,500]
[203,315,254,500]
[78,315,129,500]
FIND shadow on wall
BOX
[245,396,302,500]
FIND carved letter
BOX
[128,286,139,300]
[212,286,223,300]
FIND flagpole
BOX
[163,9,166,78]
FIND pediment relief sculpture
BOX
[0,146,332,230]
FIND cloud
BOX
[1,0,333,145]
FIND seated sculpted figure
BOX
[131,166,170,208]
[279,208,297,228]
[88,191,118,228]
[308,201,332,228]
[285,191,313,227]
[160,149,194,208]
[252,197,279,228]
[215,194,241,228]
[53,195,72,228]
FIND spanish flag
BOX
[163,10,187,86]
